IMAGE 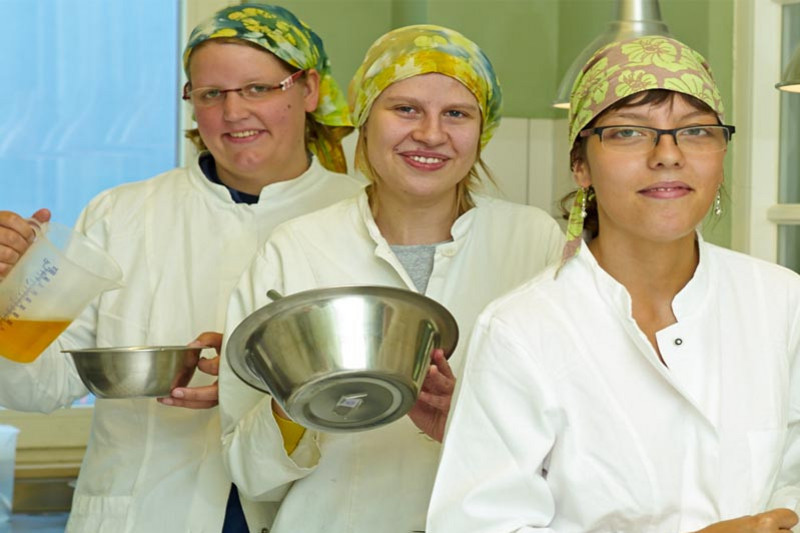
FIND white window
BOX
[776,2,800,271]
[0,0,179,462]
[734,0,800,272]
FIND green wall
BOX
[277,0,733,118]
[275,0,734,246]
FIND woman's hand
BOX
[694,508,798,532]
[158,331,222,409]
[0,209,50,279]
[407,349,455,442]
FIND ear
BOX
[572,155,592,189]
[302,69,321,113]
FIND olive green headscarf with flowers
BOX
[559,35,725,269]
[348,24,502,149]
[569,35,724,147]
[183,3,352,173]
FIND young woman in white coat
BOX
[427,36,800,533]
[0,4,362,532]
[218,24,565,533]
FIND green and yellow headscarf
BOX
[183,3,352,173]
[348,24,502,149]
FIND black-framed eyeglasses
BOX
[182,70,306,108]
[578,124,736,154]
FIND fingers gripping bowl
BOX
[226,286,459,432]
[63,346,202,399]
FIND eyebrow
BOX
[381,95,480,113]
[607,109,716,122]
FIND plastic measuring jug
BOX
[0,221,123,363]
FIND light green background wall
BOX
[274,0,733,116]
[266,0,735,245]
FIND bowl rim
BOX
[226,285,460,395]
[61,345,203,355]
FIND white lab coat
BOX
[220,191,564,533]
[427,237,800,533]
[0,156,363,533]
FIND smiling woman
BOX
[0,3,363,533]
[217,24,564,533]
[573,92,729,259]
[185,42,320,194]
[428,36,800,533]
[362,73,482,232]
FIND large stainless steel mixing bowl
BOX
[226,286,458,432]
[63,346,201,399]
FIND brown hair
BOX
[560,89,721,236]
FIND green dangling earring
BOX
[558,186,593,272]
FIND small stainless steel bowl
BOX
[226,286,458,432]
[63,346,201,399]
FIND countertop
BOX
[0,513,68,533]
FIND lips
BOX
[638,181,693,199]
[400,151,449,171]
[225,129,264,142]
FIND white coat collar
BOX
[355,191,482,249]
[575,230,712,321]
[186,154,331,209]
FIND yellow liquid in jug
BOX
[0,320,71,363]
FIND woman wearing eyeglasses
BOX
[0,4,361,533]
[427,36,800,533]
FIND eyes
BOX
[607,128,646,140]
[681,126,714,137]
[196,88,222,101]
[243,83,275,97]
[195,83,274,102]
[608,126,714,138]
[391,104,473,120]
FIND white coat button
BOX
[674,338,683,346]
[442,247,455,257]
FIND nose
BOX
[411,114,447,146]
[648,132,685,168]
[221,91,250,121]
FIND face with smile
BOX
[573,93,726,246]
[188,41,320,193]
[363,73,481,208]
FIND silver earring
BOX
[714,189,722,216]
[581,187,588,219]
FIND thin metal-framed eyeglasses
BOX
[182,70,306,108]
[578,124,736,154]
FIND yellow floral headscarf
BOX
[568,35,723,147]
[183,3,352,173]
[349,24,502,149]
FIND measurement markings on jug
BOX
[0,259,59,330]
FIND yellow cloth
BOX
[272,405,305,455]
[348,24,502,149]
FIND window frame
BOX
[733,0,800,263]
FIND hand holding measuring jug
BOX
[0,209,123,363]
[0,209,50,279]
